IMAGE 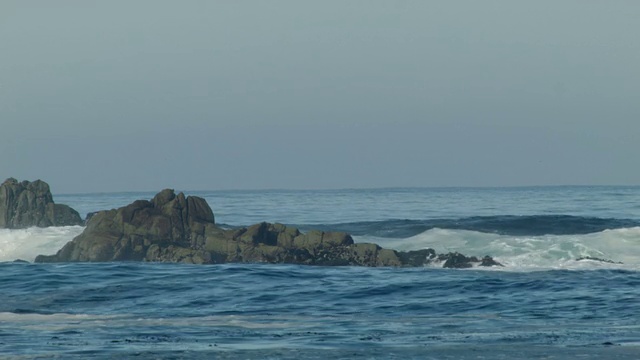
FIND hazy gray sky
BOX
[1,1,639,193]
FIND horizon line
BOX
[56,184,640,196]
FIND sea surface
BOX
[1,186,640,359]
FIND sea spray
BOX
[0,226,84,262]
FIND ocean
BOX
[1,186,640,359]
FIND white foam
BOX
[354,227,640,271]
[0,226,84,262]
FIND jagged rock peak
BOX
[152,188,177,208]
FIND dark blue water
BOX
[2,262,640,359]
[305,215,640,238]
[2,187,640,358]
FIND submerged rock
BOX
[437,252,503,268]
[0,178,83,229]
[397,249,436,267]
[35,189,502,268]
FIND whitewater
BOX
[1,186,640,358]
[3,226,640,271]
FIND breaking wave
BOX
[0,226,84,262]
[355,227,640,271]
[304,215,640,238]
[1,221,640,271]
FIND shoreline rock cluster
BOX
[0,178,83,229]
[33,187,502,268]
[2,178,504,268]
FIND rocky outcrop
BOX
[438,253,503,268]
[0,178,83,228]
[35,189,214,262]
[201,222,404,266]
[35,189,501,268]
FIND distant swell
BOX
[298,215,640,238]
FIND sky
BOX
[1,1,639,194]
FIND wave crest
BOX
[304,215,640,238]
[355,227,640,271]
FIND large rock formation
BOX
[35,189,214,263]
[35,189,501,268]
[0,178,83,228]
